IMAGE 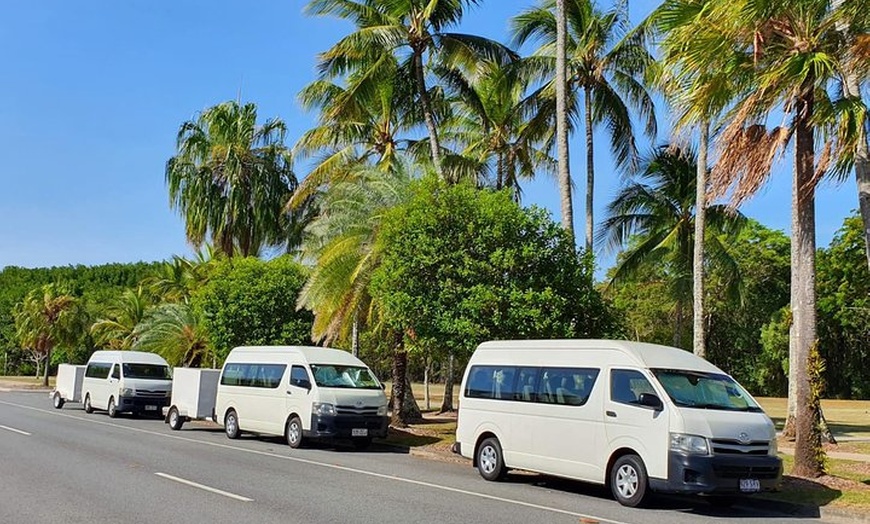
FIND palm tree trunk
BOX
[414,50,443,179]
[43,344,51,387]
[424,357,430,411]
[693,122,709,358]
[585,86,594,252]
[555,0,574,238]
[791,78,824,478]
[390,335,409,427]
[673,300,684,348]
[439,353,455,413]
[351,311,359,358]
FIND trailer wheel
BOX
[107,397,118,418]
[168,406,184,431]
[52,392,65,409]
[83,394,94,414]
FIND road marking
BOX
[0,399,630,524]
[155,472,253,502]
[0,424,31,436]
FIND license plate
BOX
[145,405,157,411]
[351,428,368,437]
[739,479,760,492]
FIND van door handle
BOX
[286,390,292,395]
[606,410,617,418]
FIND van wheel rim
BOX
[169,410,178,426]
[480,446,497,474]
[289,422,300,443]
[616,464,638,498]
[227,415,237,434]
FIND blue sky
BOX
[0,0,858,274]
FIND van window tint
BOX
[611,369,656,406]
[220,364,287,389]
[465,365,599,406]
[111,365,121,380]
[85,363,112,379]
[290,366,310,387]
[309,365,380,389]
[123,364,170,380]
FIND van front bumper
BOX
[307,414,389,440]
[118,396,170,414]
[649,452,782,494]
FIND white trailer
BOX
[164,368,220,430]
[51,364,86,409]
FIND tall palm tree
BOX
[91,286,151,350]
[512,0,657,250]
[599,146,744,346]
[166,100,301,257]
[305,0,514,178]
[438,60,555,197]
[133,303,211,367]
[556,0,573,238]
[13,284,87,386]
[673,0,860,477]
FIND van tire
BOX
[476,437,506,481]
[168,406,184,431]
[610,454,649,507]
[107,397,118,418]
[225,410,241,439]
[52,392,64,409]
[84,394,94,414]
[286,416,303,448]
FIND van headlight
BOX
[670,433,709,455]
[120,388,135,398]
[313,402,336,416]
[768,438,778,456]
[377,405,387,416]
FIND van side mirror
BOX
[638,393,663,410]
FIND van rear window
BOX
[85,363,112,379]
[465,366,599,406]
[220,363,287,389]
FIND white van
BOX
[215,346,389,449]
[81,351,172,418]
[454,340,782,507]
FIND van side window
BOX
[465,365,598,406]
[290,366,310,387]
[220,363,286,389]
[465,366,517,399]
[611,369,654,406]
[514,368,539,402]
[111,365,121,380]
[85,363,112,379]
[538,368,599,405]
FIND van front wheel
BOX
[225,410,241,439]
[286,416,303,448]
[107,397,118,418]
[611,454,649,507]
[477,437,506,481]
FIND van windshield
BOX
[651,369,763,412]
[122,363,171,380]
[310,365,380,389]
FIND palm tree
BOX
[305,0,514,178]
[133,303,211,367]
[599,146,744,346]
[438,60,555,197]
[512,0,657,250]
[91,286,151,350]
[556,0,573,238]
[166,100,301,257]
[671,0,861,477]
[13,284,87,386]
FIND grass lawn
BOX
[757,397,870,438]
[0,376,54,388]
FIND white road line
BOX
[0,424,31,436]
[0,399,631,524]
[155,472,253,502]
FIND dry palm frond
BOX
[711,122,791,207]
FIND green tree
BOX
[165,100,302,257]
[512,0,657,249]
[306,0,513,178]
[599,146,744,347]
[133,303,211,367]
[90,286,152,350]
[193,256,313,362]
[13,284,87,386]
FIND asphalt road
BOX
[0,391,837,524]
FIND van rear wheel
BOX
[225,410,241,439]
[83,394,93,414]
[52,392,64,409]
[477,437,506,481]
[610,454,649,507]
[286,416,303,448]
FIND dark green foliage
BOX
[193,256,314,362]
[370,177,618,361]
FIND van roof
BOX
[226,346,365,366]
[475,340,721,373]
[87,350,169,366]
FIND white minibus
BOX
[215,346,389,449]
[454,340,782,507]
[81,351,172,418]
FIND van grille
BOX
[335,405,379,416]
[711,439,770,455]
[712,464,780,479]
[135,390,167,399]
